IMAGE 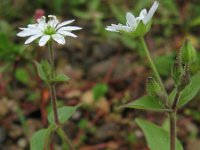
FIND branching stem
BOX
[139,37,179,150]
[139,37,167,96]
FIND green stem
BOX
[57,127,75,150]
[140,37,178,150]
[139,37,167,96]
[48,40,59,125]
[170,111,176,150]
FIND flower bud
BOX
[180,40,197,65]
[171,58,183,86]
[147,77,162,97]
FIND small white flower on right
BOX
[106,1,159,34]
[17,15,82,47]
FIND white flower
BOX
[106,1,159,33]
[17,15,82,46]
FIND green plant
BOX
[17,15,82,150]
[92,83,108,101]
[107,1,200,150]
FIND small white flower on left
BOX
[17,15,82,46]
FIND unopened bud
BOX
[180,40,197,65]
[171,58,183,86]
[147,77,162,97]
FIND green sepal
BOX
[120,95,171,112]
[122,21,152,38]
[133,21,152,37]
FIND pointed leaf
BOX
[121,96,171,112]
[169,88,177,104]
[48,105,80,124]
[51,74,70,83]
[30,125,54,150]
[178,71,200,108]
[136,118,183,150]
[41,60,52,80]
[34,61,47,81]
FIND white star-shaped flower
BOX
[17,15,82,46]
[106,1,159,33]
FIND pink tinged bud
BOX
[34,9,45,21]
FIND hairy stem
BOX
[57,128,75,150]
[139,37,167,96]
[170,111,176,150]
[139,37,179,150]
[48,41,59,125]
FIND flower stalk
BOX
[140,37,178,150]
[57,128,75,150]
[170,111,176,150]
[139,37,167,96]
[48,40,59,125]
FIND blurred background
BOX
[0,0,200,149]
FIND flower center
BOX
[44,26,56,35]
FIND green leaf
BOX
[41,60,51,79]
[155,54,174,77]
[15,67,29,84]
[51,74,70,83]
[169,88,177,104]
[92,83,108,101]
[178,71,200,107]
[136,118,183,150]
[120,96,171,112]
[34,61,47,81]
[48,105,80,124]
[30,125,54,150]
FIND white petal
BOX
[37,16,46,24]
[143,1,159,24]
[38,22,47,31]
[39,35,50,46]
[52,34,65,45]
[113,24,131,32]
[57,30,77,37]
[58,26,82,31]
[24,33,43,44]
[126,12,137,28]
[106,23,131,32]
[135,9,147,24]
[106,26,119,32]
[56,20,75,30]
[17,29,42,37]
[27,24,37,28]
